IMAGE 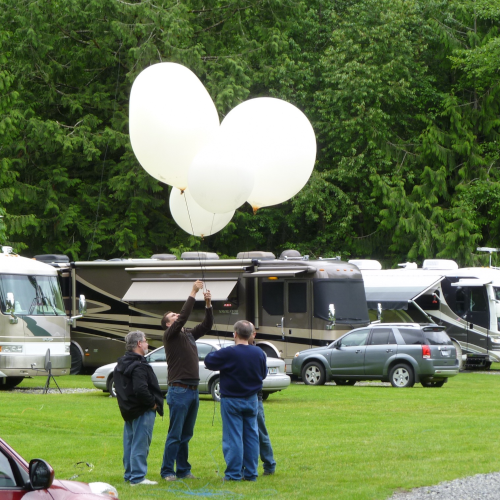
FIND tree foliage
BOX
[0,0,498,266]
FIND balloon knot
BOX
[180,189,185,194]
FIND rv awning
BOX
[363,275,444,310]
[242,269,311,278]
[123,280,237,302]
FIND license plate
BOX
[441,350,450,357]
[268,367,278,375]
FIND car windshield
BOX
[424,330,453,345]
[0,274,66,316]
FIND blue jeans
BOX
[161,386,199,478]
[221,395,259,481]
[258,400,276,473]
[123,410,156,484]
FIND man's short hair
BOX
[234,320,253,340]
[125,330,145,351]
[161,311,173,330]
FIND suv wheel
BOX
[421,379,446,388]
[389,363,415,388]
[302,361,326,386]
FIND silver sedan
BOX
[91,338,290,402]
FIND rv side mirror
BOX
[6,292,15,314]
[29,459,54,490]
[6,292,18,324]
[78,295,87,315]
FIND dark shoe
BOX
[163,475,177,482]
[179,473,198,479]
[263,471,275,476]
[223,476,241,482]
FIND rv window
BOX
[313,279,369,325]
[288,282,307,313]
[369,328,396,345]
[262,282,284,316]
[398,329,425,345]
[470,288,487,312]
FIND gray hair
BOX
[125,330,146,351]
[234,320,253,340]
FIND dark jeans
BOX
[123,410,156,484]
[161,386,199,478]
[258,400,276,473]
[221,394,259,481]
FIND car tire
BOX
[421,379,446,388]
[262,392,270,401]
[0,376,24,390]
[70,343,83,375]
[389,363,415,388]
[107,374,117,397]
[211,377,221,402]
[333,379,356,386]
[302,361,326,386]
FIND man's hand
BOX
[204,290,212,308]
[192,280,204,294]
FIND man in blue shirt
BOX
[204,320,267,481]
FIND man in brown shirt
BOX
[160,280,213,481]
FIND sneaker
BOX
[130,478,158,486]
[263,471,275,476]
[179,473,198,479]
[163,475,177,481]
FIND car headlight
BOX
[490,337,500,344]
[89,482,119,498]
[294,352,300,358]
[0,345,23,353]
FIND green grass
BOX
[2,373,500,499]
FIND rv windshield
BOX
[0,274,66,316]
[313,279,369,325]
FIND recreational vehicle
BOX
[43,250,370,374]
[0,247,85,390]
[351,258,500,369]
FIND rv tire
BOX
[0,376,24,390]
[421,379,446,388]
[70,343,83,375]
[262,392,269,401]
[302,361,326,386]
[211,377,221,402]
[333,379,356,386]
[451,340,464,371]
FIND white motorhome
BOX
[0,247,83,389]
[351,258,500,369]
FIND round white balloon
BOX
[188,128,255,214]
[220,97,316,210]
[129,62,219,190]
[169,188,234,237]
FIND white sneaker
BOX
[131,479,158,486]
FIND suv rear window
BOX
[398,329,425,345]
[423,330,452,345]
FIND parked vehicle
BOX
[0,248,86,390]
[292,323,459,388]
[351,258,500,370]
[38,249,370,375]
[91,339,291,401]
[0,436,118,499]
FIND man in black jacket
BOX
[114,330,164,486]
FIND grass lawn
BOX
[2,372,500,500]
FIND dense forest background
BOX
[0,0,499,266]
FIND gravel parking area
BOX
[12,387,100,394]
[387,472,500,500]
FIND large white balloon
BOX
[188,128,255,214]
[129,63,219,190]
[221,97,316,211]
[169,188,234,237]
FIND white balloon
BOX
[129,63,219,190]
[169,188,234,237]
[188,128,255,214]
[220,97,316,210]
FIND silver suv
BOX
[292,323,459,388]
